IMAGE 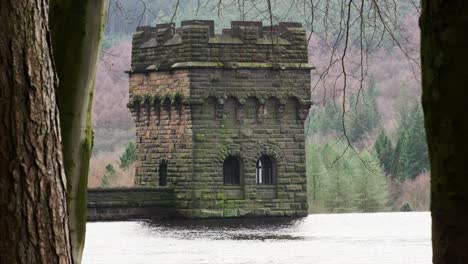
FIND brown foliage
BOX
[93,40,133,130]
[394,172,431,211]
[88,150,135,188]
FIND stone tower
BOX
[127,20,312,218]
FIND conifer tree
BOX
[351,150,389,212]
[306,144,330,212]
[307,142,389,213]
[374,130,394,175]
[308,99,342,136]
[392,102,429,180]
[101,164,117,187]
[405,104,430,179]
[392,132,411,180]
[120,142,137,169]
[347,77,381,143]
[321,144,356,213]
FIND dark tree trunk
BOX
[0,0,73,263]
[421,1,468,263]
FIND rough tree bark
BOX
[420,1,468,263]
[0,0,73,263]
[49,0,108,262]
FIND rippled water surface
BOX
[83,212,431,264]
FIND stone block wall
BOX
[183,68,310,217]
[87,187,177,221]
[127,20,312,218]
[129,70,193,189]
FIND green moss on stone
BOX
[223,209,238,217]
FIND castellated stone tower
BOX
[127,20,312,218]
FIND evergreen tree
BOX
[320,143,357,213]
[120,142,137,169]
[306,141,389,213]
[374,130,394,175]
[392,102,430,180]
[347,77,381,143]
[408,104,430,179]
[405,103,430,179]
[307,99,342,137]
[101,164,117,187]
[351,150,389,212]
[306,144,329,212]
[321,100,343,134]
[392,131,411,180]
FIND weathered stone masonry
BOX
[127,20,312,218]
[87,187,177,221]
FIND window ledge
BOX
[223,185,243,189]
[256,185,276,188]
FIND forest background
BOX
[89,0,428,213]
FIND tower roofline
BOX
[131,20,310,72]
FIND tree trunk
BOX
[0,0,73,263]
[49,0,108,262]
[421,1,468,263]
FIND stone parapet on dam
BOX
[87,187,177,221]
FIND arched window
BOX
[256,155,274,185]
[223,156,240,185]
[159,160,168,186]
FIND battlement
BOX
[130,20,310,72]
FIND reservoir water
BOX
[83,212,431,264]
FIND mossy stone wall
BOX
[87,187,177,221]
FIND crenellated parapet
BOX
[130,20,311,72]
